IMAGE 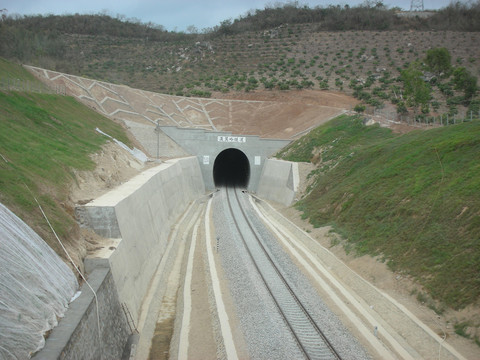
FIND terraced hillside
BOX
[1,4,479,121]
[47,28,480,116]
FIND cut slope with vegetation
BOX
[0,59,131,260]
[278,115,480,310]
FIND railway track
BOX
[225,187,341,360]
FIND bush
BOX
[354,104,366,113]
[353,89,371,101]
[367,97,383,108]
[438,82,454,96]
[453,67,478,100]
[425,47,452,76]
[467,99,480,116]
[397,101,408,114]
[446,96,466,106]
[421,103,430,114]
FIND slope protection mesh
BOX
[0,203,78,359]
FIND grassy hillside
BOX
[278,115,480,310]
[0,57,42,81]
[0,58,131,257]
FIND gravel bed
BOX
[213,189,371,360]
[213,190,304,359]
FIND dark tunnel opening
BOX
[213,148,250,188]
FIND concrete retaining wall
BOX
[33,268,130,360]
[256,159,299,206]
[77,157,205,324]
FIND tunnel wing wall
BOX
[257,159,299,206]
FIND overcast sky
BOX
[3,0,456,32]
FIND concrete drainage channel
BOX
[134,196,209,360]
[135,191,238,360]
[165,193,238,360]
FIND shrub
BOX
[467,99,480,116]
[353,89,371,101]
[421,103,430,114]
[354,104,366,113]
[438,82,454,96]
[425,47,452,76]
[367,97,383,108]
[453,67,478,100]
[372,87,389,100]
[301,79,314,88]
[447,95,466,106]
[396,101,408,114]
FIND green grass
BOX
[279,115,480,309]
[277,114,395,163]
[0,59,131,254]
[0,58,42,82]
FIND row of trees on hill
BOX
[215,1,480,35]
[1,1,479,47]
[0,13,192,41]
[216,2,405,34]
[0,13,194,64]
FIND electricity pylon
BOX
[410,0,424,11]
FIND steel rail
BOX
[224,187,341,360]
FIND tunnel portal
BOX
[213,148,250,188]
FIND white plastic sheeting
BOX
[95,127,149,162]
[0,203,78,359]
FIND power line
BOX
[410,0,425,11]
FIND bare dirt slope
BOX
[212,89,359,138]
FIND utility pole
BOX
[0,9,7,21]
[410,0,424,11]
[154,120,161,160]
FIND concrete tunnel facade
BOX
[160,126,291,192]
